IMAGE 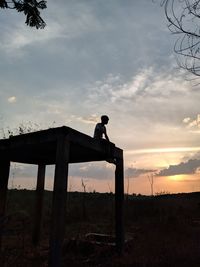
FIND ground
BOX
[1,190,200,266]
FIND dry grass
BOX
[1,190,200,266]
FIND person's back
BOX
[94,122,106,139]
[93,115,110,141]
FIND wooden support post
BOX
[32,164,46,246]
[0,160,10,250]
[115,156,124,254]
[49,135,69,267]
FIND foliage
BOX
[0,121,42,138]
[0,120,56,139]
[0,0,8,8]
[160,0,200,76]
[0,0,47,29]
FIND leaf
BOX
[25,11,46,28]
[37,0,47,9]
[13,1,25,12]
[13,0,47,29]
[0,0,8,8]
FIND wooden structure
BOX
[0,126,124,266]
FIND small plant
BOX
[0,121,56,139]
[0,122,41,139]
[147,173,155,196]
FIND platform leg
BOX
[49,136,69,267]
[32,164,46,246]
[0,160,10,250]
[115,157,124,254]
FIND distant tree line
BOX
[0,0,47,29]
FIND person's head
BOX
[101,115,109,125]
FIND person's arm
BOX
[104,127,110,142]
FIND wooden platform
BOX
[0,126,122,164]
[0,126,124,267]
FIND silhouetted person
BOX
[94,115,110,141]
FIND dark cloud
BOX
[9,163,38,179]
[125,167,156,178]
[157,159,200,177]
[70,165,157,180]
[69,163,115,180]
[182,152,200,162]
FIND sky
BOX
[1,0,200,195]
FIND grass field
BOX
[1,190,200,266]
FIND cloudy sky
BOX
[1,0,200,195]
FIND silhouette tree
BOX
[0,0,47,29]
[81,178,87,220]
[147,174,154,196]
[161,0,200,76]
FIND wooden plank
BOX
[69,131,116,155]
[0,160,10,250]
[115,156,124,254]
[49,135,69,267]
[0,126,121,165]
[8,127,69,147]
[32,164,46,246]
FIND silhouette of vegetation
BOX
[1,122,41,138]
[0,0,47,29]
[147,173,154,196]
[160,0,200,76]
[0,121,57,139]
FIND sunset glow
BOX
[168,175,187,181]
[2,1,200,195]
[127,147,200,154]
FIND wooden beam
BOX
[115,156,124,254]
[49,135,69,267]
[0,160,10,250]
[32,164,46,246]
